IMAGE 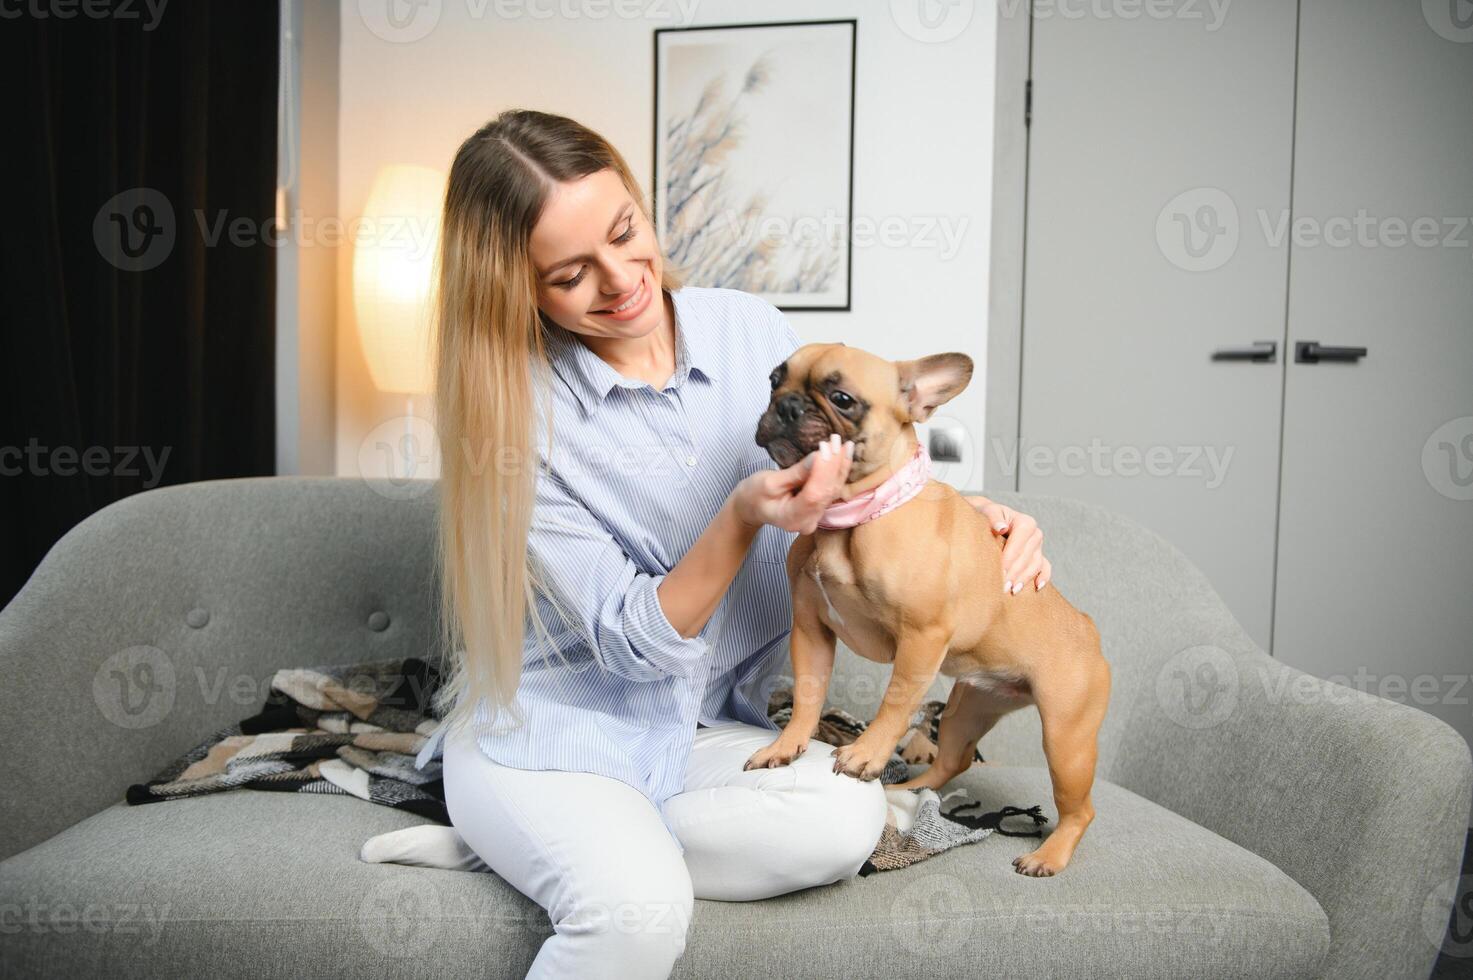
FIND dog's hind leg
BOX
[1013,619,1110,877]
[889,678,1006,792]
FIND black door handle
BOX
[1295,341,1368,364]
[1212,341,1277,363]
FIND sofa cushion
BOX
[0,766,1329,979]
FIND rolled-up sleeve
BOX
[528,459,719,683]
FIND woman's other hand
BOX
[965,496,1051,594]
[735,434,854,535]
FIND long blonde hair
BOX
[429,109,687,743]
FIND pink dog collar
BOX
[817,440,933,530]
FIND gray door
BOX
[1271,0,1473,758]
[1017,1,1300,648]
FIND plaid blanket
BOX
[126,657,1046,874]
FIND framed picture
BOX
[653,19,856,311]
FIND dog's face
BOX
[754,342,974,479]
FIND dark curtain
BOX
[0,1,279,608]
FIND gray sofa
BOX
[0,476,1467,979]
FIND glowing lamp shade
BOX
[352,164,446,395]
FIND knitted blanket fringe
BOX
[125,657,1047,875]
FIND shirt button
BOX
[685,455,697,467]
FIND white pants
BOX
[441,720,890,980]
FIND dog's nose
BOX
[775,393,805,425]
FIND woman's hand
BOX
[735,433,854,535]
[965,496,1051,594]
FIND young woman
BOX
[420,109,1052,979]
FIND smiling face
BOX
[529,167,665,341]
[755,343,974,477]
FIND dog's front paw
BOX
[743,737,808,771]
[831,734,896,781]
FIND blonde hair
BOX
[429,109,687,743]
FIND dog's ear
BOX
[895,353,973,423]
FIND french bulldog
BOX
[744,342,1110,877]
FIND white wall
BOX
[335,0,996,488]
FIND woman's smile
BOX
[591,266,651,321]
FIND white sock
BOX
[358,825,490,873]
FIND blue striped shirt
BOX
[416,285,802,852]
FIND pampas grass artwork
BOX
[654,21,855,310]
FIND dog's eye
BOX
[769,369,782,390]
[829,390,855,410]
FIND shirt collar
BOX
[542,286,718,416]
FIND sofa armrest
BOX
[974,490,1469,980]
[1110,615,1470,980]
[0,477,444,862]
